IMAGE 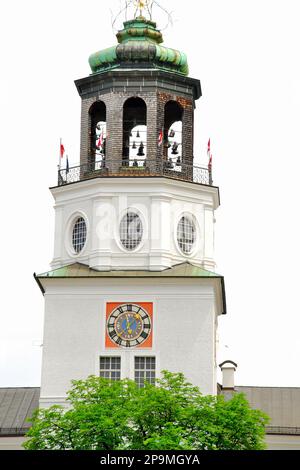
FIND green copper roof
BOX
[36,262,221,279]
[89,16,189,76]
[34,262,226,315]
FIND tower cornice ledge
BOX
[75,69,202,101]
[50,176,220,210]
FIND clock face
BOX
[107,303,152,348]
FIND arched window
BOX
[89,101,107,169]
[123,98,147,167]
[164,101,183,171]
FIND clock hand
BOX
[117,315,135,337]
[127,318,140,334]
[115,318,129,337]
[126,314,132,334]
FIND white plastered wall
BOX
[39,278,220,408]
[50,178,219,272]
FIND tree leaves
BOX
[24,371,269,450]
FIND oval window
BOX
[177,216,196,254]
[120,212,143,251]
[72,217,87,254]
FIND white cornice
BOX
[51,177,220,209]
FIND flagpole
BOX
[207,138,213,185]
[58,138,62,172]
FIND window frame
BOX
[175,213,197,256]
[65,212,89,258]
[72,216,87,254]
[134,356,156,388]
[118,210,144,253]
[99,356,121,381]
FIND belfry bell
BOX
[137,142,145,156]
[171,142,179,155]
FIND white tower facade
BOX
[36,15,226,408]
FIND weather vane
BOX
[111,0,172,31]
[133,0,152,17]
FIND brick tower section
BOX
[75,71,201,173]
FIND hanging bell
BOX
[137,130,140,138]
[167,158,174,169]
[132,141,137,149]
[137,142,145,157]
[176,156,181,165]
[102,138,106,156]
[169,129,175,138]
[171,142,179,155]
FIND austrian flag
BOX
[207,138,212,170]
[60,143,65,158]
[158,130,163,147]
[97,132,104,149]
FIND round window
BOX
[177,216,196,254]
[120,212,143,251]
[72,217,87,254]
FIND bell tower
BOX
[36,9,226,408]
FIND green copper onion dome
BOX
[89,16,189,76]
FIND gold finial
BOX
[134,0,149,17]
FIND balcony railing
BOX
[57,158,213,187]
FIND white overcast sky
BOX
[1,0,300,388]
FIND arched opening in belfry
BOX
[123,98,147,166]
[89,101,107,169]
[164,101,183,171]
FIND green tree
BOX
[24,371,269,450]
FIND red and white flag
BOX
[97,132,104,149]
[158,130,163,147]
[207,138,212,170]
[207,138,211,155]
[60,142,65,158]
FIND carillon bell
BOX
[167,158,174,169]
[137,130,140,138]
[176,156,181,165]
[132,141,137,149]
[169,129,175,138]
[137,142,145,157]
[171,142,179,155]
